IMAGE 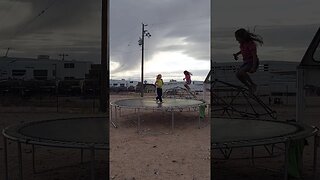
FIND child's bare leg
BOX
[243,72,257,92]
[246,75,257,90]
[236,71,251,89]
[184,84,190,90]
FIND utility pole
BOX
[138,23,151,97]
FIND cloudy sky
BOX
[0,0,319,83]
[0,0,210,83]
[0,0,101,60]
[212,0,320,63]
[110,0,210,82]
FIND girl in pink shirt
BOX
[233,28,263,92]
[183,70,192,90]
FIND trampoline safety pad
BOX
[111,98,205,109]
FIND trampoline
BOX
[2,117,108,180]
[212,118,319,179]
[110,98,206,132]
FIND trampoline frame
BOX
[212,118,319,180]
[110,98,207,133]
[2,117,108,180]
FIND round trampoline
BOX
[2,117,108,180]
[110,98,206,132]
[212,118,319,179]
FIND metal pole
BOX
[90,148,95,180]
[171,110,174,132]
[296,68,304,122]
[81,148,84,164]
[137,108,141,133]
[115,106,118,127]
[53,64,58,112]
[284,141,290,180]
[18,142,23,180]
[198,106,201,129]
[141,23,145,97]
[32,144,36,173]
[251,147,255,165]
[313,134,319,179]
[3,136,8,180]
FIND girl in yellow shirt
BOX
[155,74,164,103]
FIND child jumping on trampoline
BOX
[155,74,164,103]
[183,70,192,91]
[233,28,263,93]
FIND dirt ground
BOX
[0,93,319,180]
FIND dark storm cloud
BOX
[110,0,210,73]
[212,0,320,28]
[0,0,101,61]
[212,0,320,63]
[0,0,210,74]
[1,0,100,33]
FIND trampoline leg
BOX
[3,136,8,180]
[171,111,174,133]
[198,107,200,129]
[18,142,23,180]
[90,148,95,180]
[313,134,319,179]
[251,147,255,166]
[81,148,84,164]
[284,141,290,180]
[110,105,114,127]
[137,109,140,133]
[114,106,118,128]
[32,144,36,174]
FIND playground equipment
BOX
[203,70,277,120]
[163,86,197,99]
[211,79,276,120]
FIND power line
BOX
[10,0,57,39]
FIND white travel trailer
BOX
[0,55,92,81]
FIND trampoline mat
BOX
[111,98,205,108]
[212,118,315,146]
[3,117,108,146]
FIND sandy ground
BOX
[0,93,319,180]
